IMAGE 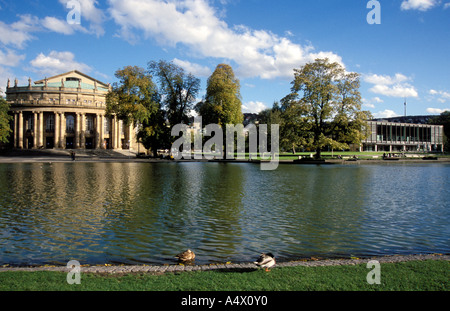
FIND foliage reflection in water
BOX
[0,162,448,266]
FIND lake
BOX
[0,161,448,266]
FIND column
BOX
[60,113,66,149]
[128,123,133,150]
[111,116,116,149]
[39,112,44,148]
[100,114,105,149]
[95,114,101,149]
[80,113,86,149]
[33,112,38,149]
[13,112,18,148]
[116,118,121,150]
[75,113,80,149]
[54,112,60,149]
[18,111,24,149]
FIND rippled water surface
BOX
[0,162,448,265]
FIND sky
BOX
[0,0,449,118]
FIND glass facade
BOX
[363,121,444,152]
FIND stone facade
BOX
[5,70,138,151]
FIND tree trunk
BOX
[315,148,322,159]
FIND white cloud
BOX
[30,51,92,76]
[172,58,212,77]
[444,3,450,9]
[429,89,450,103]
[369,84,418,98]
[0,12,97,52]
[242,101,269,113]
[108,0,343,80]
[362,96,384,109]
[363,73,409,85]
[42,16,80,35]
[373,109,400,119]
[0,15,40,49]
[373,97,384,103]
[0,66,14,97]
[0,49,25,67]
[426,108,450,114]
[364,73,418,98]
[401,0,438,11]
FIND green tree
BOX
[196,64,243,126]
[429,111,450,152]
[257,102,283,150]
[0,97,12,144]
[282,58,371,158]
[106,66,159,124]
[148,60,200,126]
[106,66,165,155]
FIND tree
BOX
[429,111,450,152]
[148,60,200,126]
[106,66,159,125]
[282,58,371,158]
[257,102,283,151]
[0,97,12,144]
[196,64,243,126]
[106,66,166,155]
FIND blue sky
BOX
[0,0,449,118]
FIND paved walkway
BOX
[1,254,448,274]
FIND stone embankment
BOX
[1,254,448,275]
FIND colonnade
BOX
[11,110,132,150]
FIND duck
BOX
[254,253,276,271]
[175,249,196,262]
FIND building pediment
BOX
[34,70,109,89]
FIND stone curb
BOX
[0,254,448,275]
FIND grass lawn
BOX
[0,260,448,291]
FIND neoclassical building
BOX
[6,70,138,151]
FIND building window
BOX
[104,117,110,134]
[66,115,75,133]
[46,115,54,132]
[27,115,34,131]
[86,115,94,134]
[66,77,81,82]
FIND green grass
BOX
[0,260,448,291]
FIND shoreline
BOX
[1,254,448,274]
[0,154,449,164]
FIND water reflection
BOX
[0,162,448,266]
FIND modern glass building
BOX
[362,120,444,152]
